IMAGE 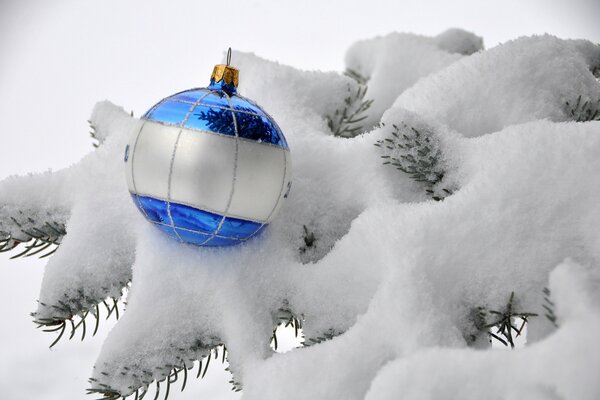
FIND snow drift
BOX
[1,30,599,399]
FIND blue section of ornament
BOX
[133,195,170,224]
[186,105,236,136]
[208,78,237,95]
[170,89,206,103]
[199,93,232,109]
[142,87,288,149]
[131,194,264,246]
[146,100,191,125]
[169,201,223,233]
[173,228,213,246]
[218,215,266,239]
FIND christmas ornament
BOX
[125,49,292,246]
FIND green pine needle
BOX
[327,80,373,138]
[375,122,453,200]
[565,95,600,122]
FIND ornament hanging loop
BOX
[209,48,239,92]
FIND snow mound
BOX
[32,102,140,322]
[2,32,599,400]
[91,52,417,394]
[365,260,600,400]
[433,28,484,55]
[241,120,600,400]
[345,29,484,129]
[395,35,600,137]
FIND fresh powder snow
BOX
[1,29,599,399]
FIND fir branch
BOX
[271,306,303,351]
[327,84,373,138]
[89,343,231,400]
[465,306,488,345]
[302,328,342,347]
[483,292,538,349]
[344,69,369,85]
[228,375,243,393]
[271,304,343,351]
[299,225,316,255]
[375,122,453,201]
[89,305,336,400]
[0,212,66,259]
[542,287,559,328]
[565,95,600,122]
[593,65,600,80]
[89,120,101,148]
[88,110,133,148]
[32,283,130,348]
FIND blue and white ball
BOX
[125,78,292,246]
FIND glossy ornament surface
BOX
[125,54,292,246]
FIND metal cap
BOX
[210,64,239,87]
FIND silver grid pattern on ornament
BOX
[125,85,291,246]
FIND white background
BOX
[0,1,599,399]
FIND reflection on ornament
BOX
[125,49,292,246]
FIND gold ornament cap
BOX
[210,64,239,87]
[210,48,239,88]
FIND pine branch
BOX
[271,304,343,352]
[90,304,337,400]
[565,95,600,122]
[271,306,303,351]
[465,306,488,345]
[482,292,538,349]
[375,122,454,201]
[88,109,134,148]
[327,84,373,138]
[298,225,316,255]
[593,65,600,80]
[89,120,101,148]
[0,211,66,259]
[344,69,369,85]
[542,287,559,328]
[297,223,325,264]
[89,343,231,399]
[32,283,130,348]
[302,328,342,347]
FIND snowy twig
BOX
[271,306,303,351]
[89,343,234,399]
[271,306,343,352]
[88,109,134,148]
[344,68,369,85]
[302,328,342,347]
[593,65,600,80]
[327,83,373,138]
[565,95,600,122]
[89,120,101,148]
[375,122,453,201]
[484,292,538,349]
[0,212,66,259]
[298,225,316,255]
[542,287,558,328]
[32,284,129,348]
[465,306,488,345]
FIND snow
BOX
[433,28,485,55]
[395,35,600,137]
[27,102,140,323]
[344,29,483,130]
[0,255,241,400]
[241,118,600,399]
[2,26,600,400]
[363,260,600,400]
